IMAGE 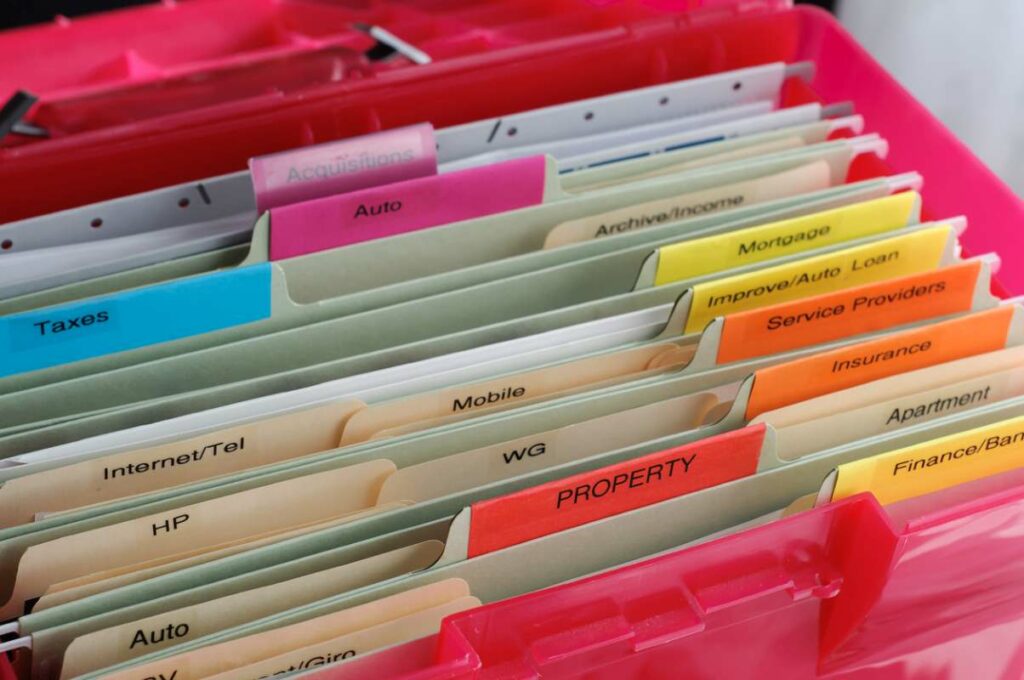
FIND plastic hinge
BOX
[525,586,705,675]
[694,554,842,616]
[529,614,637,672]
[521,562,839,675]
[678,0,792,27]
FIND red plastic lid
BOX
[0,0,789,106]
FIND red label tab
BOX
[466,425,766,558]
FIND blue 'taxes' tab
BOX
[0,264,273,378]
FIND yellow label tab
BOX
[682,225,951,334]
[831,414,1024,505]
[655,192,919,286]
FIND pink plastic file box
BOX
[313,481,1024,679]
[2,0,1021,301]
[0,4,1020,678]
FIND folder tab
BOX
[744,305,1017,420]
[682,225,953,334]
[0,459,396,621]
[0,264,272,378]
[654,192,919,286]
[56,540,447,679]
[0,400,364,529]
[249,124,438,213]
[206,596,480,680]
[827,415,1024,506]
[338,342,679,446]
[465,425,766,558]
[268,155,549,260]
[95,579,473,680]
[717,260,986,364]
[544,161,831,248]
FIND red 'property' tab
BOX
[466,425,766,558]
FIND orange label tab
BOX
[744,305,1015,420]
[717,261,983,364]
[466,425,766,558]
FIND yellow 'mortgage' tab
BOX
[830,415,1024,505]
[654,191,919,285]
[680,224,952,334]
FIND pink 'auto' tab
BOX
[268,155,548,260]
[249,123,438,213]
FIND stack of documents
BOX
[0,50,1022,680]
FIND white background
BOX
[839,0,1024,196]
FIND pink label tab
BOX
[249,123,437,213]
[268,155,548,260]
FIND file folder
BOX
[2,98,818,300]
[0,261,993,532]
[49,395,1024,680]
[0,113,858,313]
[0,61,819,266]
[0,136,874,385]
[0,268,989,542]
[0,216,953,458]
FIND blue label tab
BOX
[1,264,273,378]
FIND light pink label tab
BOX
[250,123,437,213]
[268,155,548,260]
